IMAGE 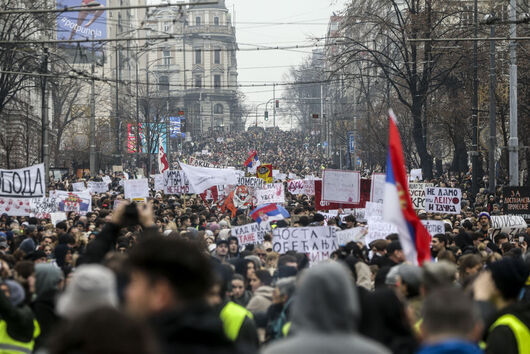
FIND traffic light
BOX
[275,100,279,108]
[264,111,269,120]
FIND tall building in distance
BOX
[143,0,239,138]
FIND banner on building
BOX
[56,0,107,44]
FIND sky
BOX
[148,0,349,129]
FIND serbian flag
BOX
[158,137,169,174]
[383,110,431,265]
[244,151,260,172]
[250,203,290,224]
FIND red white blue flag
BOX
[383,110,431,265]
[244,151,261,173]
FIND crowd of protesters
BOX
[0,129,529,354]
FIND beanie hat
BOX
[488,258,529,300]
[216,238,228,247]
[56,264,118,320]
[478,212,491,220]
[4,280,25,307]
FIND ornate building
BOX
[143,0,239,137]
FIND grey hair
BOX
[276,276,296,298]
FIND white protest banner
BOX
[364,202,383,220]
[322,169,360,204]
[0,198,32,216]
[231,222,271,246]
[365,221,398,246]
[163,170,192,195]
[102,176,112,185]
[287,179,315,196]
[72,182,86,192]
[87,181,108,194]
[50,212,67,226]
[352,208,366,222]
[288,173,298,180]
[30,197,58,218]
[123,179,149,200]
[0,163,45,198]
[410,169,423,181]
[272,226,338,264]
[51,190,92,214]
[490,215,528,239]
[409,183,434,210]
[255,183,285,206]
[421,220,445,237]
[180,163,238,194]
[425,187,461,214]
[370,173,386,203]
[319,212,338,222]
[337,227,366,246]
[276,173,287,181]
[272,170,280,178]
[237,177,264,189]
[153,174,164,191]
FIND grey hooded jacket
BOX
[261,262,390,354]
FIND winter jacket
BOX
[148,303,251,354]
[246,286,273,314]
[261,262,391,354]
[484,301,530,354]
[232,290,253,307]
[417,340,482,354]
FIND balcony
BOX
[185,25,235,36]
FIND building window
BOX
[195,75,202,88]
[214,75,221,88]
[195,49,201,64]
[214,103,224,114]
[214,16,219,25]
[195,16,201,25]
[214,49,221,64]
[164,21,171,32]
[159,76,169,91]
[163,48,171,66]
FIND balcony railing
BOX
[185,25,235,35]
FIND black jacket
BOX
[484,301,530,354]
[148,304,253,354]
[31,289,60,350]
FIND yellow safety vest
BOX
[489,314,530,354]
[282,321,291,337]
[219,301,253,341]
[0,319,40,354]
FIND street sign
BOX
[348,132,355,153]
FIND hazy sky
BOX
[149,0,349,128]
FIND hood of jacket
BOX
[291,262,360,334]
[35,263,63,298]
[254,285,274,300]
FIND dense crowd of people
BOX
[0,129,529,354]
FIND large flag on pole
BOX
[158,137,169,174]
[383,109,431,265]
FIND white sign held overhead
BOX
[365,221,398,247]
[421,220,445,236]
[231,222,271,246]
[153,174,164,191]
[0,164,46,198]
[50,190,92,215]
[490,215,528,239]
[272,226,338,264]
[72,182,86,192]
[424,187,462,214]
[287,179,315,196]
[409,183,434,210]
[322,169,360,204]
[163,170,192,195]
[86,181,108,194]
[255,183,285,206]
[179,163,238,194]
[370,173,386,203]
[124,179,149,200]
[410,169,423,181]
[336,227,366,246]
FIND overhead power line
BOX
[0,1,219,15]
